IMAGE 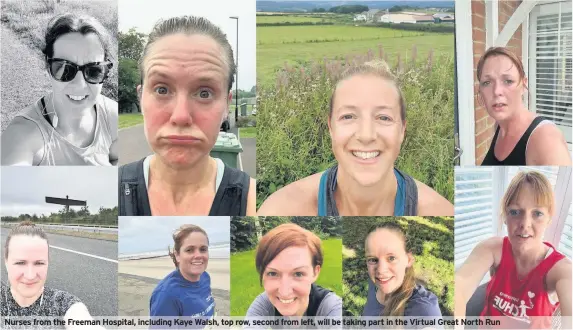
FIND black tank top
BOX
[118,157,250,216]
[481,117,546,166]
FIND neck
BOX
[150,155,216,202]
[49,93,95,128]
[178,269,201,282]
[335,167,397,215]
[497,106,533,137]
[512,241,549,270]
[10,286,43,308]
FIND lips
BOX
[67,94,88,101]
[517,234,532,239]
[191,260,204,265]
[492,103,507,111]
[376,276,394,284]
[164,135,201,145]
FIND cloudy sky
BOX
[118,216,230,254]
[1,167,117,217]
[118,0,256,91]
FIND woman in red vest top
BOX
[454,171,571,329]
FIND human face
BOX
[365,229,413,296]
[478,55,527,122]
[505,183,551,252]
[139,34,231,169]
[262,246,320,316]
[329,74,405,187]
[50,32,105,111]
[175,232,209,282]
[5,235,49,304]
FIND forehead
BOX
[144,34,228,80]
[482,55,519,75]
[7,235,49,260]
[365,229,405,255]
[52,32,105,63]
[334,74,400,108]
[509,182,550,208]
[180,231,208,247]
[266,246,313,270]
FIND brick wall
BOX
[471,0,523,164]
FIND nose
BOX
[493,80,503,96]
[278,277,294,297]
[70,69,88,88]
[170,94,193,126]
[356,117,376,143]
[376,260,389,275]
[24,265,37,280]
[520,212,533,229]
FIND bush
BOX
[256,48,454,207]
[236,115,256,128]
[342,216,454,316]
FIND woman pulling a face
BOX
[246,223,342,318]
[1,221,103,329]
[258,60,453,216]
[1,13,118,166]
[150,224,215,319]
[119,16,255,216]
[362,222,442,318]
[478,47,571,166]
[455,171,572,329]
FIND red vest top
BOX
[480,237,565,329]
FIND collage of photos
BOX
[0,0,571,329]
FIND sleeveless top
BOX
[1,284,81,329]
[273,284,334,317]
[481,117,551,166]
[317,165,418,216]
[118,157,250,216]
[480,237,565,329]
[15,95,115,166]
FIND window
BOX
[529,1,572,153]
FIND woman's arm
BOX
[245,292,274,317]
[415,180,454,216]
[1,117,43,165]
[104,97,119,165]
[547,258,572,328]
[527,124,572,165]
[64,302,105,330]
[454,237,498,317]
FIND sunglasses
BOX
[47,58,113,84]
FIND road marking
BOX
[50,245,118,263]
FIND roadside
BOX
[0,224,118,241]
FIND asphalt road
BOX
[0,228,118,316]
[240,137,256,179]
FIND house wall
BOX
[471,0,523,164]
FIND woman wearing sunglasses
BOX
[1,13,118,166]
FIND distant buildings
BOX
[353,10,455,24]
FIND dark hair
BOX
[329,59,406,123]
[255,223,323,286]
[4,221,49,259]
[139,16,236,92]
[477,47,526,86]
[42,13,113,66]
[168,224,209,268]
[365,222,415,316]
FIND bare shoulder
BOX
[527,122,571,165]
[414,179,454,216]
[546,257,572,290]
[257,172,322,216]
[100,95,118,138]
[1,116,44,165]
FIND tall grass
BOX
[256,47,454,206]
[1,0,118,100]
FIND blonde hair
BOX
[500,171,554,228]
[329,59,406,122]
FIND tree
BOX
[389,5,403,12]
[78,205,90,217]
[118,58,140,112]
[118,28,146,63]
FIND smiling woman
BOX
[1,221,103,330]
[257,60,453,216]
[0,13,118,166]
[118,16,256,217]
[150,224,215,318]
[246,223,342,317]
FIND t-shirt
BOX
[150,270,215,318]
[362,278,442,318]
[1,283,82,329]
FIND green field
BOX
[257,25,453,86]
[230,238,342,316]
[257,15,332,24]
[119,113,143,129]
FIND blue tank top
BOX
[317,165,418,216]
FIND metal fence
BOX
[1,222,117,234]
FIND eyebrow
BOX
[266,266,309,271]
[337,105,393,111]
